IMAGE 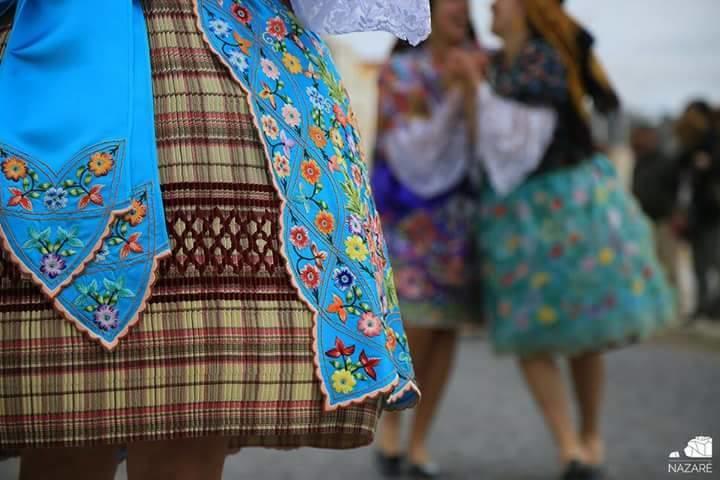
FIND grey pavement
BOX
[2,334,719,480]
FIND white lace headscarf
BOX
[290,0,431,46]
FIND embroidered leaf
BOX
[88,280,98,293]
[68,238,84,248]
[120,223,129,234]
[30,171,39,182]
[85,305,97,312]
[360,303,371,312]
[83,176,92,186]
[116,277,124,288]
[354,286,363,298]
[22,177,30,189]
[28,192,41,199]
[76,166,85,178]
[39,246,49,255]
[68,188,83,196]
[63,180,75,188]
[347,306,358,316]
[77,283,89,295]
[38,182,52,191]
[57,227,69,241]
[59,249,77,257]
[345,289,353,302]
[22,238,40,249]
[39,228,51,240]
[118,287,135,299]
[103,278,116,292]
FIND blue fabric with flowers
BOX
[0,0,170,349]
[196,0,419,409]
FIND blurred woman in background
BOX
[371,0,484,477]
[467,0,676,478]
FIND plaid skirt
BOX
[0,0,379,449]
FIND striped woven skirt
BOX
[0,0,380,449]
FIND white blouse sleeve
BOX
[290,0,431,46]
[475,83,557,196]
[381,90,469,198]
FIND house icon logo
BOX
[668,436,712,474]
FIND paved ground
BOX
[2,333,718,480]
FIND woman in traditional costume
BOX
[0,1,428,478]
[369,0,483,477]
[470,0,675,478]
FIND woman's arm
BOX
[290,0,431,46]
[376,61,469,198]
[474,83,557,195]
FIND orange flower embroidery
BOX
[309,126,327,149]
[233,33,252,55]
[2,157,28,181]
[327,295,347,323]
[88,152,114,177]
[121,232,143,258]
[124,199,147,226]
[301,159,321,184]
[385,329,397,352]
[79,185,104,209]
[7,188,32,211]
[315,211,335,235]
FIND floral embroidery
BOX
[198,0,417,408]
[73,277,136,331]
[325,337,382,393]
[22,226,86,278]
[2,156,27,181]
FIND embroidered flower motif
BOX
[94,305,119,331]
[301,159,321,184]
[40,253,66,278]
[333,266,355,291]
[124,199,147,226]
[311,244,327,270]
[279,130,296,156]
[289,226,309,249]
[598,247,615,265]
[315,211,335,235]
[228,51,248,71]
[209,18,231,37]
[351,165,363,187]
[282,53,302,74]
[273,152,291,177]
[330,129,344,149]
[266,16,287,40]
[327,294,347,322]
[333,104,347,126]
[300,263,321,289]
[120,232,143,258]
[537,306,557,325]
[306,87,325,110]
[347,215,363,235]
[43,187,68,210]
[282,104,301,128]
[345,235,368,262]
[309,126,327,149]
[231,3,251,24]
[87,152,114,177]
[328,155,343,172]
[359,350,381,380]
[261,58,280,81]
[78,185,104,209]
[2,157,27,181]
[261,115,280,139]
[95,245,110,262]
[385,329,397,352]
[331,369,356,394]
[234,35,252,55]
[325,337,356,358]
[358,312,382,337]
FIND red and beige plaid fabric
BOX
[0,0,380,449]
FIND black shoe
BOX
[561,461,605,480]
[407,461,442,479]
[376,451,405,477]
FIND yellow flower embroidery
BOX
[282,53,302,74]
[331,369,356,394]
[537,306,557,325]
[345,235,368,262]
[598,247,615,265]
[632,278,645,295]
[2,157,28,181]
[330,128,344,149]
[88,152,114,177]
[595,186,609,203]
[531,272,550,289]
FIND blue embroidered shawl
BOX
[0,0,419,410]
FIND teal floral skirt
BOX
[477,155,676,356]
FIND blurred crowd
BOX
[631,101,720,320]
